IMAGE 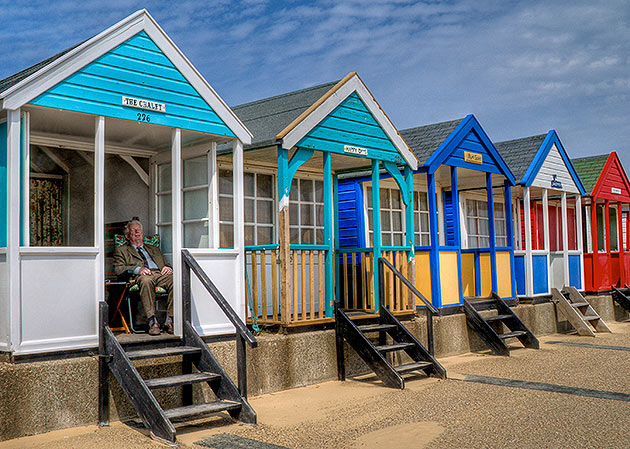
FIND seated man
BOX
[113,219,173,335]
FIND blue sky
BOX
[1,0,628,170]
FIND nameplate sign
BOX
[464,151,483,165]
[344,145,368,156]
[551,174,563,189]
[122,96,166,113]
[612,187,622,194]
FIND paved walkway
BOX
[2,321,629,448]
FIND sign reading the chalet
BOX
[464,151,483,165]
[122,96,166,113]
[612,187,622,195]
[344,145,368,156]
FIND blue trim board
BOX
[521,130,587,194]
[514,255,526,295]
[30,32,235,137]
[323,152,333,317]
[569,254,582,290]
[486,173,498,293]
[504,181,517,297]
[0,122,6,247]
[427,172,442,307]
[424,114,516,185]
[532,254,549,295]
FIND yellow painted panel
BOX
[414,252,431,305]
[496,252,513,298]
[461,253,476,296]
[479,253,492,296]
[439,252,460,305]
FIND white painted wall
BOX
[549,253,565,289]
[17,248,98,354]
[188,249,244,336]
[531,144,579,194]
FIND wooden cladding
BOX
[246,248,326,325]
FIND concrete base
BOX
[1,294,629,441]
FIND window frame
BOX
[460,192,507,249]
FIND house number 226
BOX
[137,112,151,122]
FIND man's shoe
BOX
[148,322,161,336]
[164,318,174,334]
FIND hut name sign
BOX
[612,187,622,194]
[122,96,166,113]
[344,145,368,156]
[464,151,483,165]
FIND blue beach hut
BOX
[496,131,586,297]
[338,115,517,308]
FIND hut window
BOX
[465,199,506,248]
[156,162,173,259]
[183,156,209,248]
[609,206,619,252]
[219,170,275,247]
[366,186,404,247]
[413,191,431,246]
[289,178,324,244]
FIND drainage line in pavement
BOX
[457,374,630,402]
[545,341,630,351]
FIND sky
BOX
[0,0,628,171]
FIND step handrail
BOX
[379,257,438,314]
[181,249,257,348]
[379,256,437,354]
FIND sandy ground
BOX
[2,321,629,448]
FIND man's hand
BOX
[161,266,173,275]
[138,267,152,276]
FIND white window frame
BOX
[289,176,325,245]
[460,192,507,249]
[364,184,405,247]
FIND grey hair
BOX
[124,219,143,236]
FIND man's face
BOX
[127,223,144,246]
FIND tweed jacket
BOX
[113,243,170,278]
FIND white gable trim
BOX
[280,74,417,169]
[530,144,579,194]
[0,10,252,144]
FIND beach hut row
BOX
[0,10,627,357]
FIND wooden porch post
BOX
[486,173,497,295]
[505,181,516,298]
[427,172,441,307]
[618,201,625,286]
[451,166,463,303]
[404,166,415,309]
[542,188,550,293]
[277,145,291,324]
[371,160,381,311]
[7,108,21,351]
[323,151,333,317]
[95,116,105,308]
[171,128,183,335]
[20,111,29,246]
[575,196,584,290]
[605,200,611,253]
[523,186,534,297]
[591,197,599,289]
[561,192,569,287]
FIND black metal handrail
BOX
[379,256,437,354]
[182,249,257,397]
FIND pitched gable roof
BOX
[400,118,464,166]
[495,134,546,183]
[232,81,338,149]
[572,154,609,194]
[0,9,251,143]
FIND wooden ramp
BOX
[551,287,611,337]
[463,293,539,356]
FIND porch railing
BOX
[245,244,328,325]
[336,248,412,314]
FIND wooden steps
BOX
[551,287,611,336]
[463,293,539,356]
[335,305,446,389]
[611,286,630,314]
